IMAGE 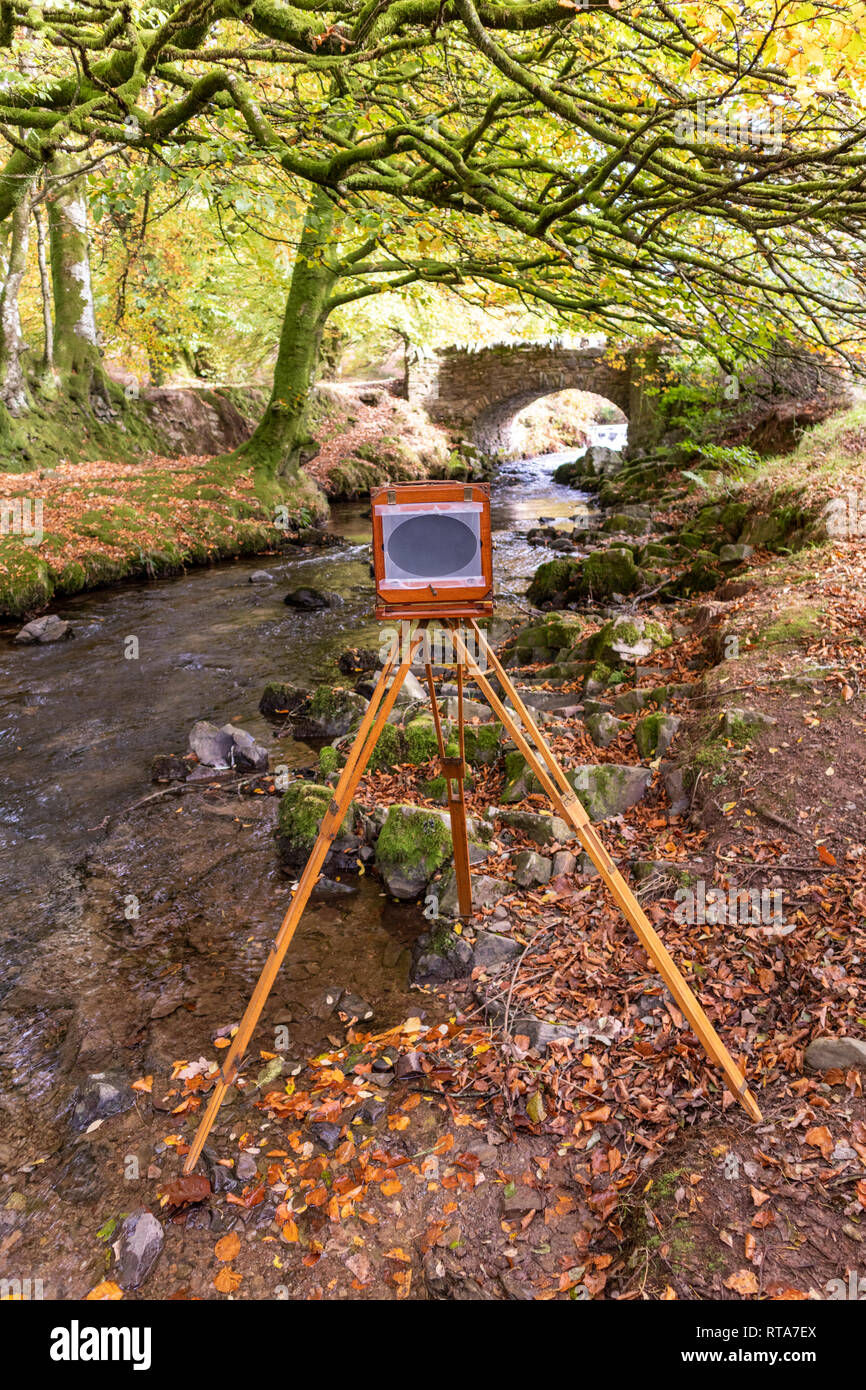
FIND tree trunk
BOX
[46,153,110,406]
[238,185,338,483]
[0,186,31,414]
[33,202,56,381]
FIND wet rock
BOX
[354,1096,387,1126]
[249,570,273,583]
[55,1143,107,1204]
[70,1073,135,1132]
[585,712,622,748]
[337,992,374,1024]
[514,850,552,888]
[634,713,681,760]
[283,587,332,610]
[114,1210,164,1290]
[229,725,270,772]
[236,1152,258,1181]
[338,647,379,676]
[150,752,193,783]
[201,1147,242,1194]
[308,1122,342,1151]
[188,720,234,768]
[804,1037,866,1071]
[311,876,358,899]
[410,927,473,984]
[472,931,521,972]
[259,681,306,719]
[15,614,72,644]
[375,804,455,898]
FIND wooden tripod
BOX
[184,619,760,1173]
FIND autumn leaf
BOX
[86,1281,123,1300]
[804,1125,833,1159]
[162,1173,211,1206]
[281,1219,299,1243]
[749,1185,772,1207]
[724,1268,759,1295]
[214,1266,243,1293]
[214,1232,241,1263]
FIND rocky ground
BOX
[1,408,865,1302]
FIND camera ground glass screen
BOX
[381,507,483,585]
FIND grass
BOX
[0,449,326,617]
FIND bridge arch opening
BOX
[509,389,627,459]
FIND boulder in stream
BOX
[188,720,269,771]
[15,614,72,644]
[284,586,337,610]
[113,1209,165,1290]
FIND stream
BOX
[0,428,621,1284]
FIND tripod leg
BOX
[424,658,472,918]
[453,626,762,1123]
[183,631,424,1173]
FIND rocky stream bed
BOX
[2,424,865,1302]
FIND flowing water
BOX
[0,431,616,1192]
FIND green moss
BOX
[368,720,401,772]
[375,805,453,879]
[575,546,640,599]
[318,745,341,778]
[757,606,821,647]
[463,721,503,767]
[634,712,666,758]
[526,557,580,605]
[277,781,354,851]
[404,714,439,765]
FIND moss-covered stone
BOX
[404,713,440,765]
[318,744,341,778]
[368,720,402,772]
[276,781,358,871]
[463,721,504,767]
[634,712,681,759]
[573,546,641,599]
[526,557,580,605]
[375,804,455,898]
[601,512,651,536]
[259,681,304,718]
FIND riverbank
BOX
[1,405,863,1301]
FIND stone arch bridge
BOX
[407,340,670,454]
